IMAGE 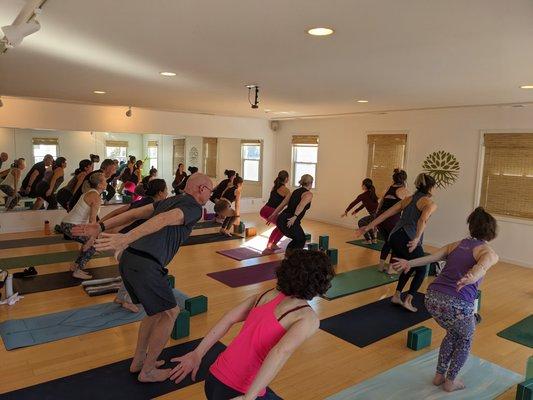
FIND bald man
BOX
[72,173,213,382]
[0,152,8,170]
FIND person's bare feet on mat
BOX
[401,294,418,312]
[443,378,465,392]
[138,367,171,382]
[433,373,445,386]
[130,357,165,373]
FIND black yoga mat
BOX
[1,250,114,270]
[320,292,431,347]
[0,235,66,250]
[0,338,282,400]
[183,232,242,246]
[193,220,221,229]
[13,265,119,295]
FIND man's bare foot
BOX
[72,269,92,280]
[130,357,165,373]
[391,292,403,305]
[121,301,140,313]
[433,373,445,386]
[138,367,171,382]
[443,378,465,392]
[402,295,418,312]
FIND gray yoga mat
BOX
[0,235,67,249]
[326,349,523,400]
[1,249,113,270]
[0,289,189,350]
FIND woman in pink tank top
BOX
[169,250,335,399]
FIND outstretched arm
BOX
[267,191,291,224]
[391,241,460,272]
[457,245,499,290]
[407,201,438,252]
[354,198,406,237]
[100,204,131,223]
[287,192,312,227]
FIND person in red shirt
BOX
[341,178,379,243]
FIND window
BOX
[479,133,533,219]
[146,140,158,170]
[173,138,185,172]
[241,140,262,182]
[366,133,407,195]
[105,140,128,163]
[292,135,319,188]
[203,137,218,178]
[32,138,59,164]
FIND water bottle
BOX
[44,220,51,235]
[5,274,13,298]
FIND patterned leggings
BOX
[425,289,475,380]
[61,222,96,269]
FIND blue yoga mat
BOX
[326,349,523,400]
[0,289,189,350]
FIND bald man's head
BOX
[0,152,8,162]
[184,173,213,205]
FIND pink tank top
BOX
[210,291,304,396]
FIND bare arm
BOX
[101,204,155,231]
[13,169,21,192]
[391,241,460,272]
[367,197,407,229]
[243,315,319,400]
[46,169,62,196]
[25,170,40,191]
[71,173,87,195]
[268,190,292,221]
[85,192,101,224]
[100,204,131,223]
[234,188,242,225]
[457,245,499,290]
[413,200,438,242]
[294,192,312,217]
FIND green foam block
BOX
[305,233,311,242]
[167,274,175,288]
[234,222,245,234]
[527,356,533,380]
[185,295,208,316]
[307,243,319,251]
[171,309,190,340]
[319,235,329,251]
[516,379,533,400]
[327,248,338,265]
[407,326,432,350]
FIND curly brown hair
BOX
[276,249,335,300]
[467,207,497,241]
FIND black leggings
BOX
[389,228,427,296]
[276,212,306,250]
[204,373,276,400]
[378,225,392,261]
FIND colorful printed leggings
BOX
[61,222,96,269]
[425,289,475,380]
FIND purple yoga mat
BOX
[216,238,289,261]
[207,260,281,288]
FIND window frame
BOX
[291,141,319,189]
[32,138,59,164]
[241,141,263,183]
[105,140,129,164]
[146,140,158,171]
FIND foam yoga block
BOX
[245,227,257,237]
[167,274,175,288]
[234,222,245,234]
[319,235,329,251]
[305,233,312,241]
[172,310,191,339]
[185,295,208,316]
[327,248,338,265]
[308,243,319,251]
[527,356,533,380]
[407,326,432,350]
[517,379,533,400]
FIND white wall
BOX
[275,105,532,267]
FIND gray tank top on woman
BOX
[390,191,428,243]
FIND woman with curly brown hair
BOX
[169,249,335,399]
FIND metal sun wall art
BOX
[422,150,460,188]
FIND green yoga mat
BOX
[346,239,385,251]
[1,250,114,270]
[497,315,533,348]
[323,265,399,300]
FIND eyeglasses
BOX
[200,185,213,193]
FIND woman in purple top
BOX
[391,207,498,393]
[341,178,379,243]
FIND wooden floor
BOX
[0,214,531,399]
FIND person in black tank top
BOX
[260,171,290,252]
[217,176,243,235]
[375,169,408,271]
[210,169,236,204]
[269,174,313,252]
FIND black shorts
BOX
[119,247,177,316]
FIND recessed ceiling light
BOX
[264,109,271,112]
[93,90,106,94]
[160,71,176,76]
[357,100,369,103]
[520,85,533,89]
[307,27,334,36]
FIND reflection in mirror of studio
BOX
[0,128,263,215]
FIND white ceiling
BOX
[1,0,533,118]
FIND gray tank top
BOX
[390,191,428,242]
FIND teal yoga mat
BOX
[497,315,533,348]
[1,249,113,270]
[346,239,384,251]
[0,289,189,350]
[326,349,523,400]
[323,265,399,300]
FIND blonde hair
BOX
[414,173,436,194]
[299,174,314,187]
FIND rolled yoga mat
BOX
[497,314,533,348]
[207,260,281,288]
[323,265,399,300]
[13,265,119,295]
[182,232,242,246]
[0,234,66,249]
[0,289,189,350]
[325,349,523,400]
[1,249,114,270]
[0,338,283,400]
[320,292,431,347]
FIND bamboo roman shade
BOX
[480,133,533,219]
[292,135,319,145]
[173,139,185,171]
[366,134,407,195]
[147,140,158,147]
[203,137,218,178]
[241,139,262,145]
[32,137,59,145]
[105,140,128,148]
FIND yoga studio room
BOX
[0,1,532,399]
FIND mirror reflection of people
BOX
[33,157,67,210]
[0,157,26,210]
[19,154,54,199]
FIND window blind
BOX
[366,134,407,195]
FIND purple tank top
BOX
[429,238,485,303]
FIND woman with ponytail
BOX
[357,173,438,312]
[342,178,379,243]
[210,169,236,204]
[260,170,290,253]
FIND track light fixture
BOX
[1,19,40,48]
[246,85,260,109]
[125,106,132,117]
